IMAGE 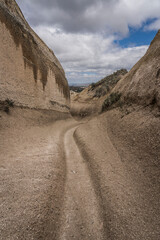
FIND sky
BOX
[16,0,160,85]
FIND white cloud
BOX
[17,0,160,36]
[16,0,159,84]
[35,26,148,84]
[145,19,160,31]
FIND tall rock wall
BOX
[114,30,160,108]
[0,0,70,113]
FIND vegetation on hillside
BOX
[69,86,86,93]
[70,69,127,117]
[102,92,121,112]
[89,69,127,98]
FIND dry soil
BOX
[0,106,159,240]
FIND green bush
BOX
[105,83,110,92]
[90,83,96,90]
[93,87,106,98]
[102,92,121,112]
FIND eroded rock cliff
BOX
[115,30,160,108]
[0,0,70,113]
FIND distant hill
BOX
[70,69,128,117]
[71,30,160,117]
[69,86,85,93]
[88,69,128,98]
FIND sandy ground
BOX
[0,108,75,240]
[74,106,160,240]
[59,127,104,240]
[0,106,160,239]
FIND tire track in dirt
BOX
[0,119,79,240]
[58,126,105,240]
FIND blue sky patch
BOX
[115,24,157,48]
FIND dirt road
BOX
[0,117,77,239]
[59,127,104,240]
[0,116,105,240]
[0,108,160,240]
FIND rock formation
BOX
[70,69,128,117]
[70,30,160,117]
[0,0,70,113]
[115,30,160,108]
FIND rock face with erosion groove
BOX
[0,0,70,113]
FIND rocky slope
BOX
[68,31,160,239]
[71,30,160,117]
[0,0,70,114]
[0,2,159,239]
[114,31,160,109]
[71,69,127,117]
[74,107,160,240]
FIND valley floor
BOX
[0,106,159,240]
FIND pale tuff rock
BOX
[0,0,70,112]
[114,30,160,108]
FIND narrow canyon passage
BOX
[0,112,159,240]
[59,126,104,240]
[0,116,105,240]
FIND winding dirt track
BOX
[0,118,78,240]
[0,118,106,240]
[59,126,104,240]
[0,111,160,240]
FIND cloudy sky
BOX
[16,0,160,85]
